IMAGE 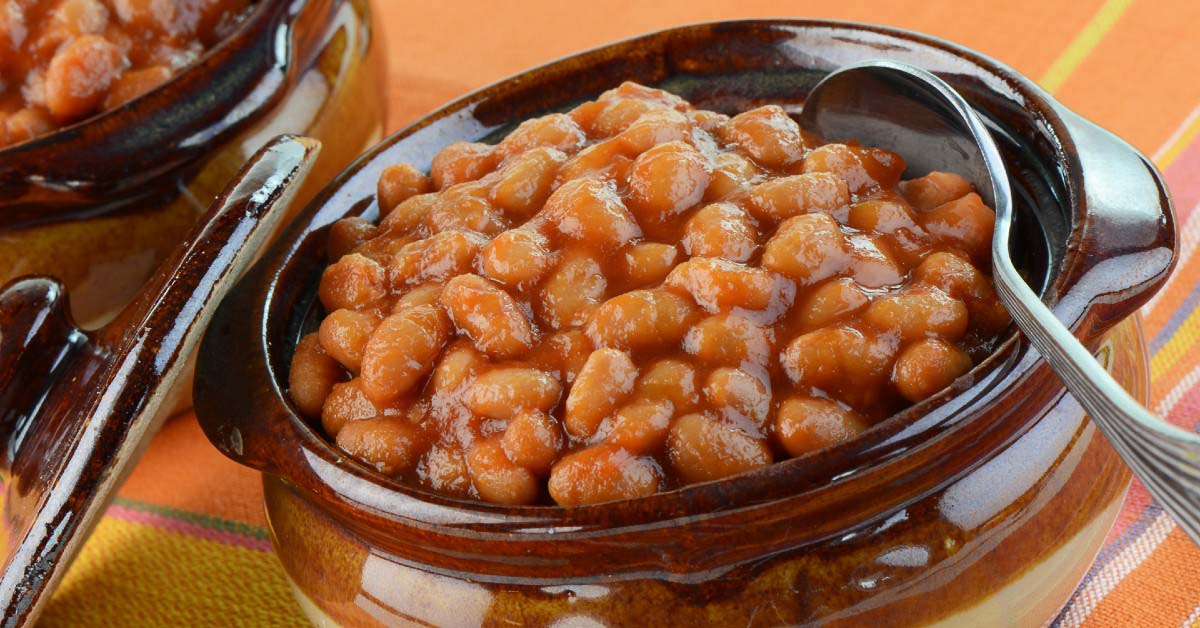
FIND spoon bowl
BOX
[800,59,1200,545]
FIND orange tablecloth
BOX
[37,0,1200,625]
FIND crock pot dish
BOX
[288,81,1011,507]
[0,0,251,147]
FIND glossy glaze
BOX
[193,20,1177,626]
[0,0,384,327]
[0,135,320,627]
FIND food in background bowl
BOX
[287,81,1011,506]
[0,0,383,329]
[0,0,252,147]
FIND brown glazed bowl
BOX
[0,0,384,329]
[194,20,1177,627]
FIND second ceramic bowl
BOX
[0,0,385,328]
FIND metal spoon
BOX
[798,60,1200,545]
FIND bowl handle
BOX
[1050,107,1177,342]
[0,135,319,626]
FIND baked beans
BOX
[0,0,250,148]
[289,81,1010,506]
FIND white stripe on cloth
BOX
[1054,361,1200,624]
[1059,514,1177,626]
[1178,602,1200,628]
[1152,102,1200,165]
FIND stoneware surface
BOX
[0,0,385,329]
[193,20,1177,627]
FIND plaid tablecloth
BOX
[30,0,1200,624]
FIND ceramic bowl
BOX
[195,20,1177,626]
[0,0,385,328]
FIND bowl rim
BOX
[195,17,1176,538]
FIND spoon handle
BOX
[992,257,1200,545]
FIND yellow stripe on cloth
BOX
[1151,307,1200,382]
[1154,104,1200,169]
[39,516,306,627]
[1039,0,1136,93]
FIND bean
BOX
[781,326,896,392]
[719,105,807,169]
[744,172,851,222]
[104,65,170,108]
[704,152,761,201]
[417,444,472,497]
[360,305,451,405]
[392,284,444,312]
[704,368,771,432]
[615,108,691,154]
[430,342,484,394]
[548,444,661,506]
[44,35,126,121]
[599,82,690,111]
[495,113,586,161]
[634,359,700,413]
[319,253,386,311]
[774,397,868,457]
[564,348,637,439]
[389,230,486,287]
[427,182,507,235]
[430,142,497,189]
[321,378,381,438]
[589,99,653,137]
[802,143,906,194]
[796,278,870,332]
[467,439,539,505]
[615,242,679,288]
[761,213,848,285]
[481,228,554,287]
[682,202,758,263]
[378,163,433,214]
[863,289,969,342]
[465,367,562,419]
[530,329,594,384]
[490,147,567,219]
[4,109,54,145]
[502,409,564,475]
[380,193,438,236]
[683,313,774,367]
[604,398,674,454]
[327,217,379,261]
[627,141,712,225]
[667,413,772,484]
[336,416,428,476]
[900,171,974,211]
[586,289,698,351]
[554,139,633,187]
[318,309,381,372]
[441,274,535,359]
[919,192,996,261]
[541,177,642,248]
[892,338,973,402]
[848,198,923,235]
[689,110,731,134]
[537,250,607,331]
[289,333,345,419]
[665,257,789,314]
[846,234,905,288]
